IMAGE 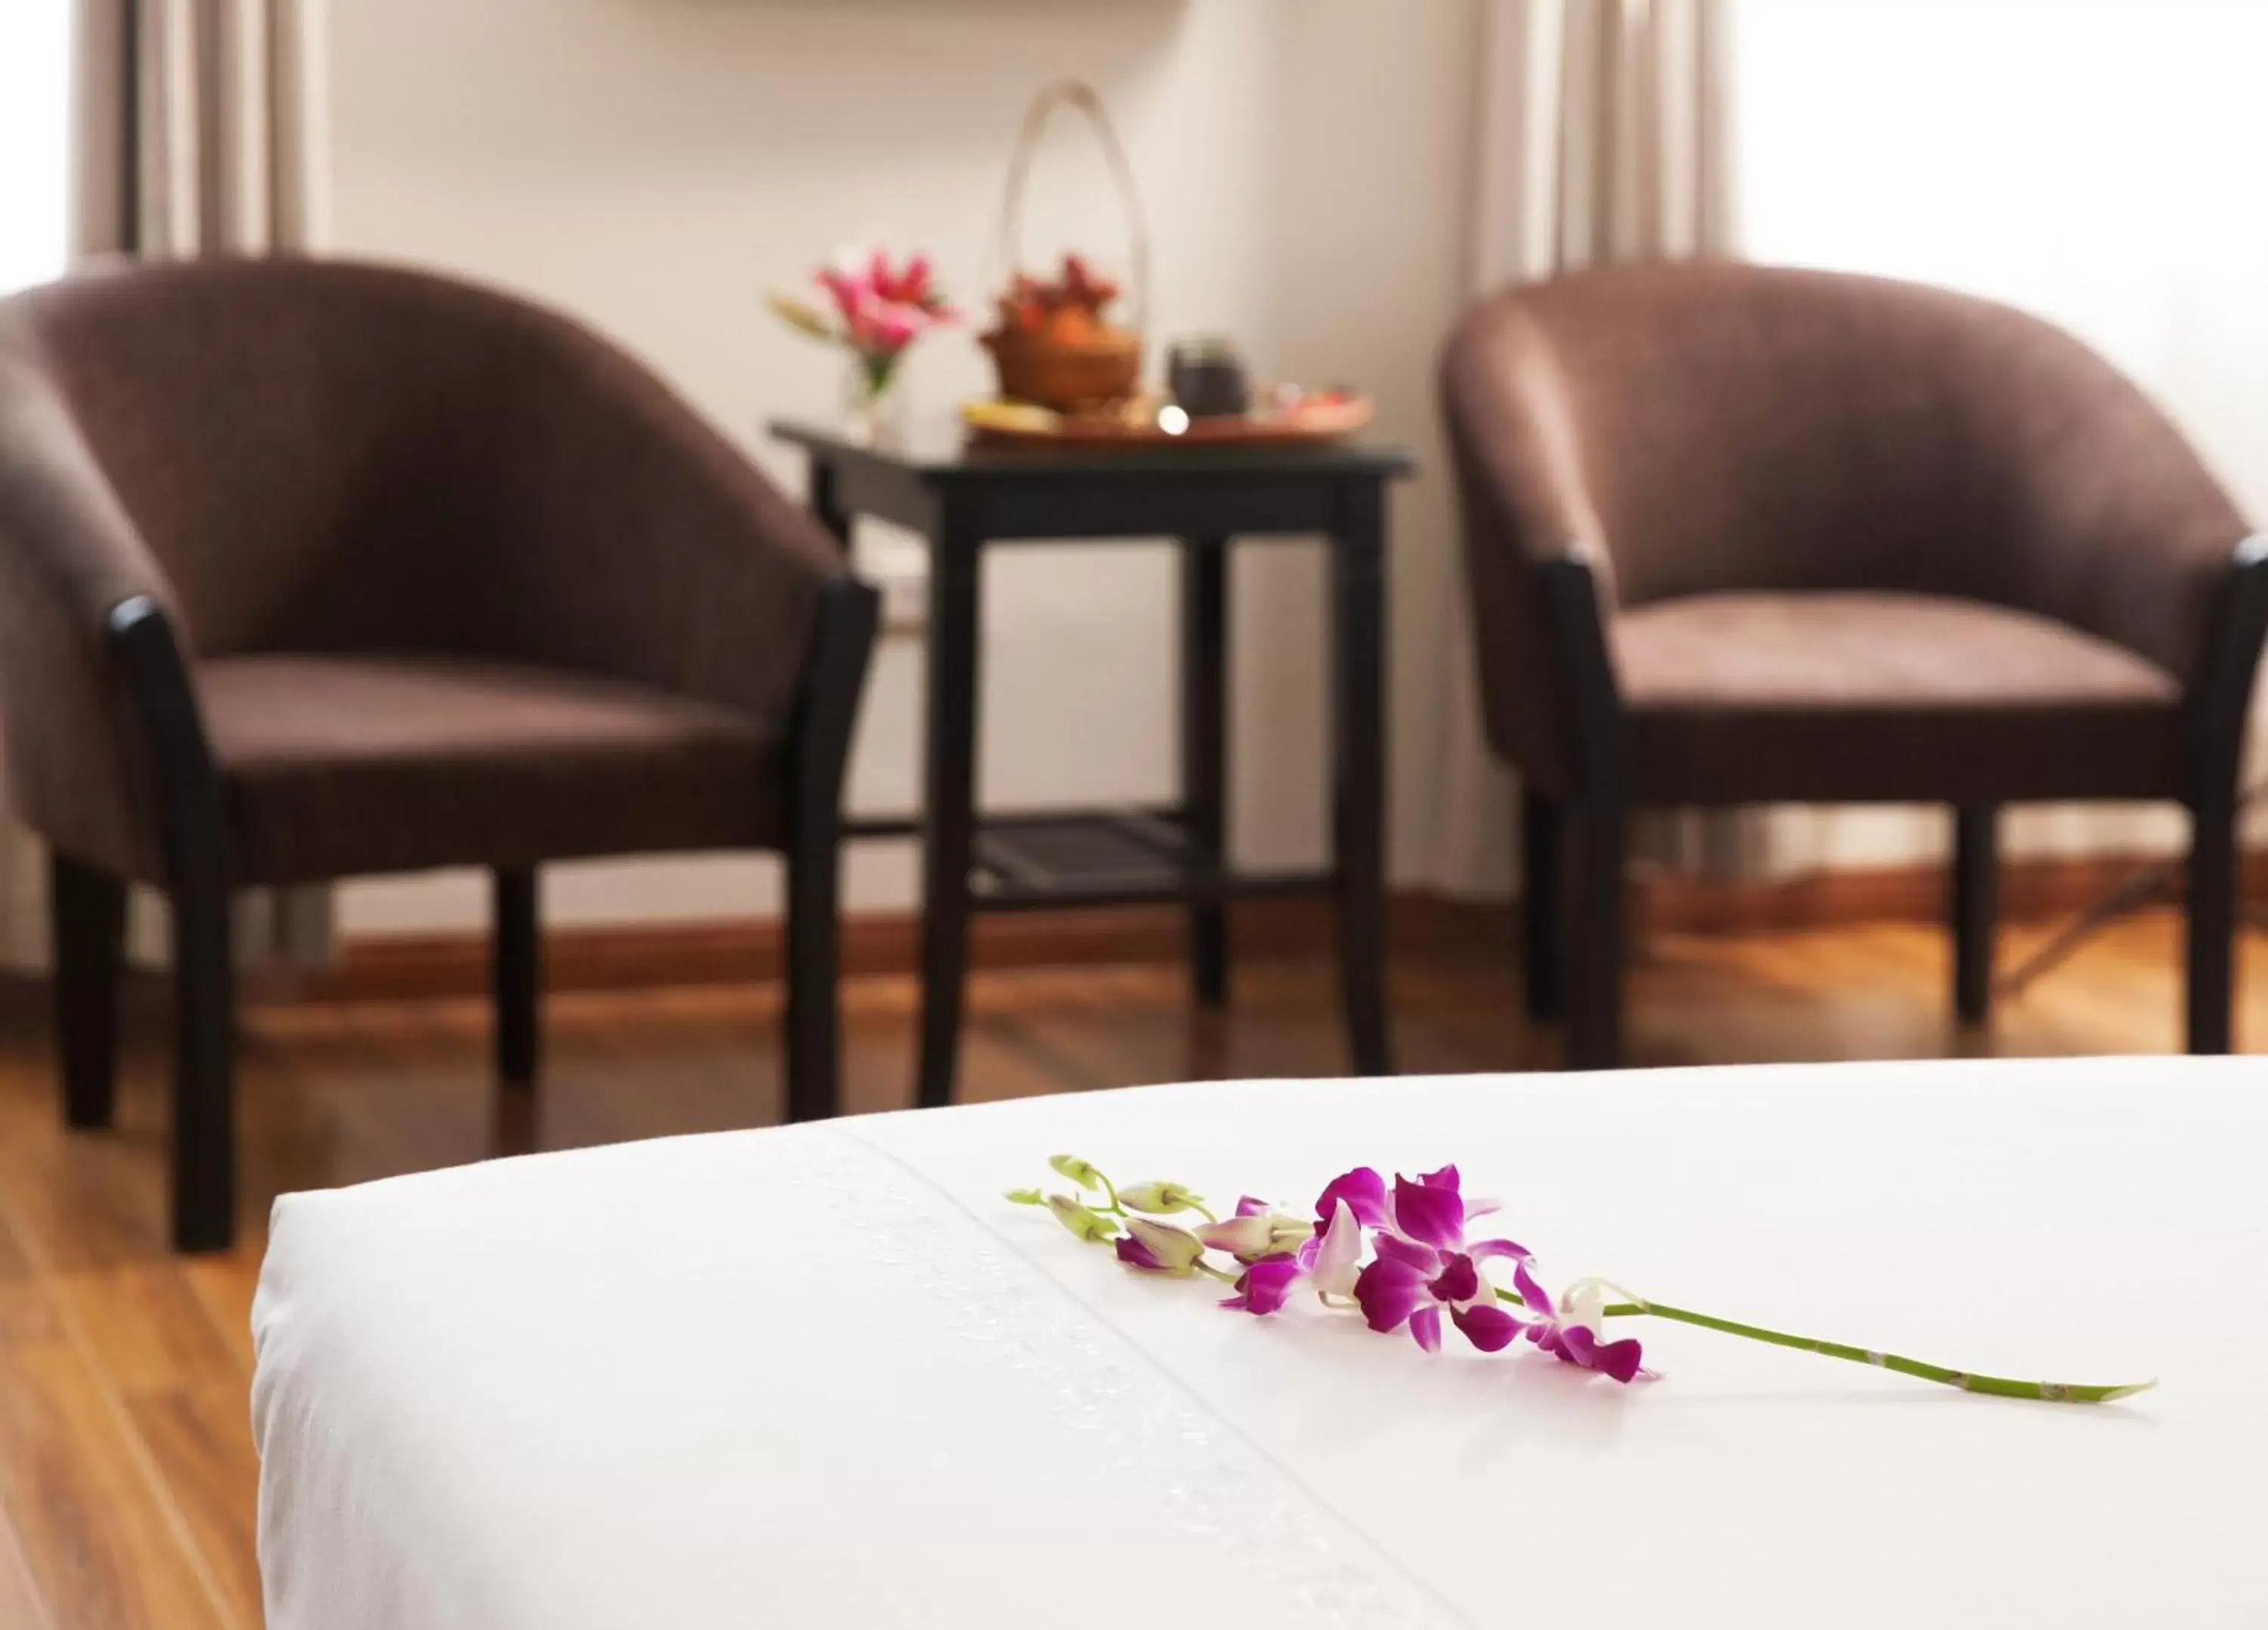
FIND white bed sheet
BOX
[253,1055,2268,1628]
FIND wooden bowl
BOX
[984,324,1142,413]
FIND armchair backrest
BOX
[1440,260,2248,781]
[1,257,837,719]
[14,258,534,659]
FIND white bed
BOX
[253,1055,2268,1628]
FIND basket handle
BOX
[993,79,1150,336]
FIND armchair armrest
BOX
[1440,300,1622,795]
[2186,537,2268,801]
[0,333,183,879]
[1533,554,1631,804]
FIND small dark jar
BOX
[1166,336,1251,419]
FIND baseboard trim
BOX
[263,896,1492,1005]
[240,848,2268,1006]
[1637,849,2268,936]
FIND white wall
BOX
[324,0,1484,936]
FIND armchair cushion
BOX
[1615,592,2183,804]
[198,655,782,884]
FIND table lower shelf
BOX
[969,809,1340,912]
[841,805,1334,910]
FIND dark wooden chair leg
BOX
[1182,535,1231,1009]
[2186,791,2236,1054]
[2177,538,2268,1055]
[785,576,877,1121]
[1532,556,1634,1071]
[50,851,126,1130]
[169,863,236,1253]
[787,511,878,1120]
[1520,786,1564,1022]
[493,866,540,1086]
[783,577,879,1123]
[1952,804,1998,1024]
[1330,481,1393,1075]
[1566,795,1627,1071]
[783,828,842,1123]
[109,595,237,1253]
[918,520,982,1110]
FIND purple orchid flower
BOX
[1353,1238,1526,1353]
[1514,1263,1646,1383]
[1314,1167,1524,1261]
[1312,1166,1529,1353]
[1313,1166,1390,1229]
[1220,1198,1365,1315]
[1219,1253,1303,1314]
[1021,1155,2150,1404]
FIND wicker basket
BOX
[984,324,1141,414]
[981,82,1148,413]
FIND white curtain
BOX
[1425,0,1742,897]
[75,0,330,259]
[0,6,73,968]
[0,0,334,971]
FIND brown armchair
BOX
[0,258,878,1250]
[1442,261,2268,1069]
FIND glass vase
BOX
[841,352,907,447]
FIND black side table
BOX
[771,421,1413,1108]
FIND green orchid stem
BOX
[1492,1288,2152,1404]
[1194,1260,1239,1284]
[1188,1202,1219,1226]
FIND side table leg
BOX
[917,518,983,1108]
[809,461,853,553]
[1181,535,1231,1008]
[1330,482,1393,1075]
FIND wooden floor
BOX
[0,909,2257,1628]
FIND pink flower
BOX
[872,250,950,311]
[816,265,869,327]
[807,248,956,364]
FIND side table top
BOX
[770,417,1414,484]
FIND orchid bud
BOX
[1048,1154,1104,1191]
[1196,1213,1280,1257]
[1047,1194,1119,1243]
[1114,1234,1165,1271]
[1003,1188,1044,1206]
[1123,1216,1206,1276]
[1118,1179,1204,1215]
[1268,1216,1313,1250]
